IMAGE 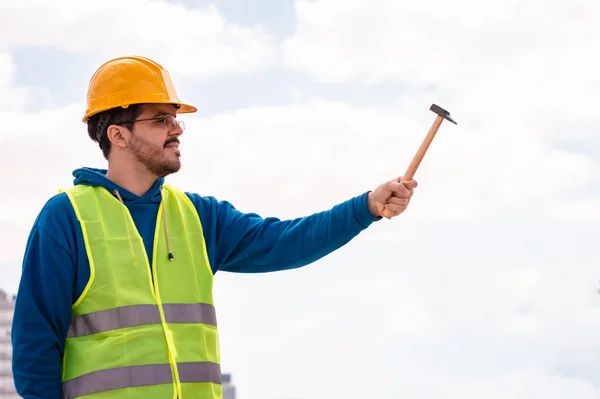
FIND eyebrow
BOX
[151,112,174,118]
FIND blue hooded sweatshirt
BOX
[11,166,380,398]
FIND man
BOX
[11,56,417,399]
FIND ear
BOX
[106,124,129,149]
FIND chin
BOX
[153,161,181,178]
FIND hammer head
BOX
[430,103,457,125]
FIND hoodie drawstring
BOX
[114,187,174,262]
[159,186,174,261]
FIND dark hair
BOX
[86,104,143,159]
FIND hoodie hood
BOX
[72,167,165,204]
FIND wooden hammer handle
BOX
[381,115,444,219]
[401,115,444,182]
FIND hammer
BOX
[382,103,457,219]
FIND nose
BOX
[169,120,184,137]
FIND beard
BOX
[128,133,181,177]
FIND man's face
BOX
[127,104,184,177]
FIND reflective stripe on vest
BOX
[62,362,222,399]
[60,184,221,399]
[63,363,221,399]
[67,303,217,337]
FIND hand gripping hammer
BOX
[381,103,457,219]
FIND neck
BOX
[105,161,159,197]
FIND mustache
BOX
[164,138,180,147]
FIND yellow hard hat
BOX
[82,55,197,122]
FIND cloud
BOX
[0,0,277,78]
[280,0,600,154]
[0,51,106,258]
[281,0,600,223]
[282,0,600,85]
[2,2,600,398]
[211,220,600,398]
[171,98,599,226]
[0,52,51,111]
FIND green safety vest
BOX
[59,184,222,399]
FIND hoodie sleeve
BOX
[189,191,380,274]
[11,195,80,399]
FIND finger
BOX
[387,196,410,206]
[381,178,417,198]
[382,180,409,196]
[393,182,411,197]
[384,203,407,215]
[382,180,402,193]
[392,188,413,198]
[401,179,418,190]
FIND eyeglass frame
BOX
[116,114,185,131]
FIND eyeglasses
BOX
[118,114,185,131]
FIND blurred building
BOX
[0,290,16,398]
[222,373,236,399]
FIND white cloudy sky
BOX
[1,0,600,398]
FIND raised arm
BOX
[190,177,417,274]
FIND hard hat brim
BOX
[82,101,197,123]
